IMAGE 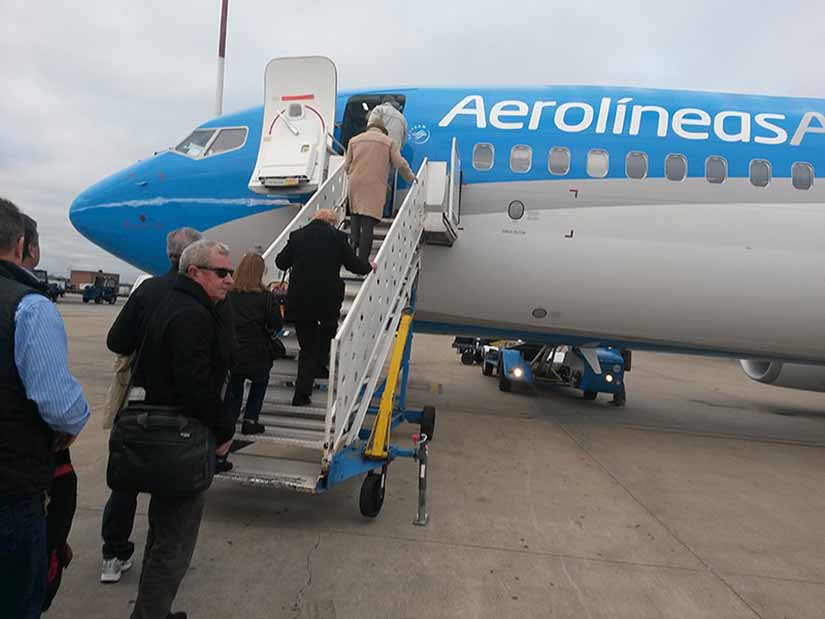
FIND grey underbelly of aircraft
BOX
[414,178,825,364]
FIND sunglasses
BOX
[196,265,234,278]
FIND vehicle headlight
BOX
[605,374,614,383]
[513,367,524,378]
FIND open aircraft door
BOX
[249,56,337,195]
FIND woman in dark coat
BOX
[224,253,282,434]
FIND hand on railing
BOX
[369,261,377,272]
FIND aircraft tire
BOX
[359,469,386,518]
[420,406,436,441]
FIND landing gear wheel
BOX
[420,406,436,441]
[482,363,493,376]
[582,390,597,401]
[359,469,386,518]
[460,351,474,365]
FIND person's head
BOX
[179,239,233,303]
[0,198,25,265]
[232,253,266,293]
[382,95,401,111]
[312,209,338,227]
[21,215,40,270]
[166,227,203,270]
[367,117,388,135]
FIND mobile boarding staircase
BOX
[215,57,460,523]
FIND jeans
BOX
[131,491,206,619]
[102,489,137,560]
[224,368,271,422]
[350,213,377,263]
[294,320,338,399]
[0,493,47,619]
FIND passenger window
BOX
[205,128,248,157]
[665,154,687,181]
[174,129,216,158]
[510,145,532,173]
[792,162,814,190]
[587,149,609,178]
[749,160,771,188]
[625,152,648,179]
[548,147,570,175]
[472,143,495,171]
[706,156,727,184]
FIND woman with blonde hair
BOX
[224,253,282,435]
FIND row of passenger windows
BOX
[471,144,816,190]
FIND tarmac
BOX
[49,294,825,618]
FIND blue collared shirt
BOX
[14,293,90,436]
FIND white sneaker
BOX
[100,557,133,583]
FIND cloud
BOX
[1,0,823,283]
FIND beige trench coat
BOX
[344,127,415,221]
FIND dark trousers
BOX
[0,493,47,619]
[224,368,271,422]
[131,491,206,619]
[294,320,337,398]
[350,213,377,263]
[102,489,137,561]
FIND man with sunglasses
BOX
[123,239,236,619]
[100,227,202,586]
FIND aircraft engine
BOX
[739,360,825,393]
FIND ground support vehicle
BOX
[32,269,64,302]
[452,336,490,365]
[487,342,627,404]
[82,275,118,304]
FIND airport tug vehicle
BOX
[483,342,627,404]
[215,56,461,524]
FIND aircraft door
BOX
[339,94,407,150]
[248,56,337,194]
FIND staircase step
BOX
[234,423,326,449]
[215,452,321,492]
[254,413,326,432]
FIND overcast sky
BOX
[1,0,823,282]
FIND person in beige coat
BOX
[344,119,416,262]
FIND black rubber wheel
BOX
[94,297,101,304]
[460,351,474,365]
[474,350,484,364]
[82,298,89,304]
[359,470,385,518]
[420,406,436,441]
[582,390,598,401]
[499,373,512,392]
[482,362,493,376]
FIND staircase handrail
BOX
[261,159,347,272]
[326,159,429,456]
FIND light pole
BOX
[214,0,229,117]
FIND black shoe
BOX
[315,367,330,379]
[216,457,233,473]
[292,394,312,407]
[242,420,266,435]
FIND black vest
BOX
[0,259,53,496]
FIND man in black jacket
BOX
[275,209,373,406]
[100,227,203,585]
[118,239,235,619]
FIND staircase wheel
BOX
[420,406,436,441]
[582,390,598,401]
[460,351,474,365]
[359,470,386,518]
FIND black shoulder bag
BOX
[106,317,216,497]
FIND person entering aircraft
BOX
[339,94,406,150]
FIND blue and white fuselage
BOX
[70,86,825,369]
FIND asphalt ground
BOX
[48,294,825,618]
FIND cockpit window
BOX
[205,128,248,156]
[174,129,216,157]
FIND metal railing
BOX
[261,158,347,270]
[447,137,461,227]
[325,159,429,459]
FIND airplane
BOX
[69,67,825,396]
